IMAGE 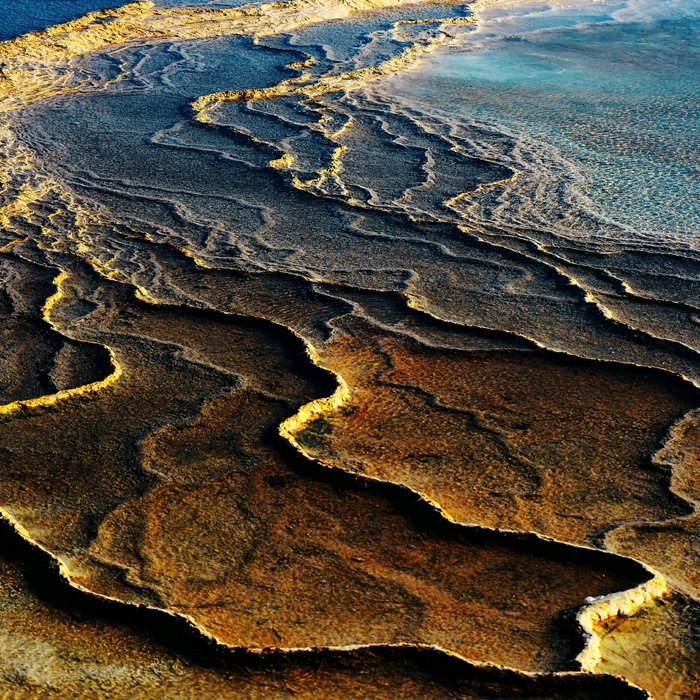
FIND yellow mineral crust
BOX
[576,571,669,672]
[282,320,695,694]
[0,0,466,112]
[445,171,520,210]
[269,152,297,169]
[190,15,477,121]
[0,180,57,228]
[592,590,700,700]
[0,345,121,415]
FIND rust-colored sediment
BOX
[0,0,696,696]
[0,523,648,699]
[285,319,698,547]
[605,410,700,600]
[0,264,650,676]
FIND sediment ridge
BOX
[0,0,697,697]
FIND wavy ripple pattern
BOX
[0,0,697,697]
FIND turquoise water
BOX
[5,0,696,239]
[403,0,699,238]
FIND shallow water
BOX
[399,0,700,238]
[0,0,697,697]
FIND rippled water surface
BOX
[400,0,700,237]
